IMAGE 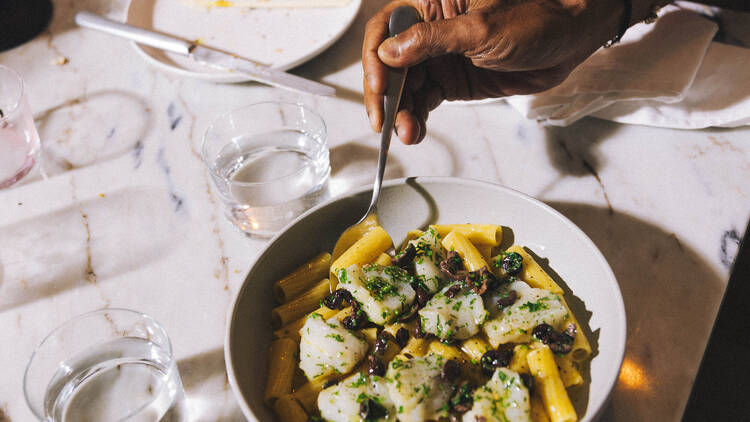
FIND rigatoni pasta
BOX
[264,338,297,405]
[263,221,593,422]
[273,252,331,303]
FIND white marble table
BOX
[1,1,749,421]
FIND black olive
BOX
[450,381,474,413]
[440,251,465,280]
[341,316,355,330]
[532,323,554,342]
[391,243,417,269]
[441,359,461,381]
[395,327,410,348]
[444,284,462,298]
[480,349,512,376]
[366,355,386,377]
[322,289,352,310]
[397,303,419,322]
[496,290,518,308]
[415,286,431,307]
[359,398,388,420]
[374,332,394,356]
[413,320,425,339]
[547,332,574,355]
[502,252,523,276]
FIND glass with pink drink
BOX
[0,64,40,189]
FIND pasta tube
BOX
[264,338,297,405]
[330,226,393,285]
[555,354,584,387]
[561,297,592,362]
[272,279,331,329]
[476,244,494,263]
[528,346,577,422]
[460,337,490,363]
[273,252,331,303]
[506,246,563,294]
[293,375,335,413]
[441,231,489,272]
[428,341,464,362]
[509,344,532,374]
[360,327,379,346]
[431,224,502,246]
[531,394,552,422]
[383,322,408,337]
[272,394,308,422]
[374,252,392,266]
[331,214,380,261]
[399,337,429,357]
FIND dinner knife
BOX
[74,11,336,97]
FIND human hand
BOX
[363,0,625,144]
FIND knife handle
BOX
[75,11,192,56]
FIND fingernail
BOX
[380,39,400,60]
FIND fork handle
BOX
[364,6,421,220]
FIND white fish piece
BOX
[483,280,568,348]
[385,354,453,422]
[409,228,447,293]
[418,284,488,341]
[318,372,397,422]
[338,264,416,325]
[462,368,531,422]
[298,314,368,380]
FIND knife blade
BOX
[74,11,336,97]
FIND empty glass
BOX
[202,102,330,237]
[0,64,40,188]
[24,308,188,422]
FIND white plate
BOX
[126,0,363,82]
[225,177,626,421]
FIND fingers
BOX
[394,71,446,145]
[363,0,415,132]
[394,109,422,145]
[378,15,477,69]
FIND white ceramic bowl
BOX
[225,177,626,421]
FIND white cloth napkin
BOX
[505,5,750,128]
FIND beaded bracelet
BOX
[604,0,632,48]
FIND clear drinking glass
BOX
[0,64,40,188]
[24,308,188,422]
[202,102,331,237]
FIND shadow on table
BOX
[33,89,152,179]
[329,140,405,193]
[546,201,725,421]
[178,348,247,422]
[290,0,390,84]
[543,118,622,179]
[0,187,184,312]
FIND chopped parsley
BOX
[519,297,550,312]
[325,333,344,342]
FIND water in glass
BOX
[44,337,186,422]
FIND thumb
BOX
[378,16,477,68]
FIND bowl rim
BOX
[224,176,627,421]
